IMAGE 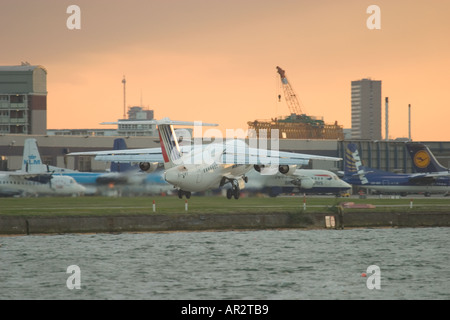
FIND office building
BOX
[351,78,382,140]
[0,63,47,134]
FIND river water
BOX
[0,227,448,300]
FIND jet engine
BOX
[253,164,278,175]
[278,165,297,175]
[253,164,264,172]
[139,162,158,173]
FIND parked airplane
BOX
[245,168,351,197]
[69,118,342,199]
[62,138,171,196]
[343,143,450,196]
[0,139,86,197]
[406,142,450,177]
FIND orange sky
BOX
[2,0,449,141]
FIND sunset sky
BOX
[1,0,449,141]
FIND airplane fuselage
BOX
[0,174,86,197]
[164,162,252,192]
[246,169,351,195]
[345,172,450,195]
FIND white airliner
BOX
[245,168,351,197]
[69,118,341,199]
[0,139,86,197]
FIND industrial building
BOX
[0,64,47,135]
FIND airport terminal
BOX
[1,64,449,181]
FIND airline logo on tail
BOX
[158,124,182,168]
[344,144,369,184]
[345,144,358,174]
[22,139,45,173]
[413,150,430,169]
[406,143,448,173]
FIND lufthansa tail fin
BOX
[406,142,448,173]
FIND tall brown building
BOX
[351,78,382,140]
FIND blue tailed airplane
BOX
[343,143,450,196]
[60,138,170,195]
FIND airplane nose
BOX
[342,180,352,188]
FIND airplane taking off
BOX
[0,139,86,197]
[245,168,351,197]
[343,143,450,196]
[69,118,342,199]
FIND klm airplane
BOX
[343,143,450,196]
[0,139,85,197]
[63,138,170,195]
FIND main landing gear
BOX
[178,189,191,199]
[226,179,244,200]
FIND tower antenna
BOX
[122,75,126,119]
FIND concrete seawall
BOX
[1,211,449,235]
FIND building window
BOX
[10,95,24,103]
[78,156,92,172]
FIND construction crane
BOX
[247,66,344,139]
[276,66,304,115]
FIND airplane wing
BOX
[69,144,341,166]
[410,172,450,178]
[220,143,341,166]
[68,148,165,163]
[408,173,446,185]
[8,171,53,183]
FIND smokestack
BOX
[408,104,411,141]
[385,97,389,141]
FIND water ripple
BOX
[0,228,449,299]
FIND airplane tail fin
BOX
[344,143,360,176]
[156,118,218,169]
[344,143,368,184]
[110,138,133,172]
[158,124,184,169]
[21,139,47,173]
[102,118,218,169]
[406,142,448,173]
